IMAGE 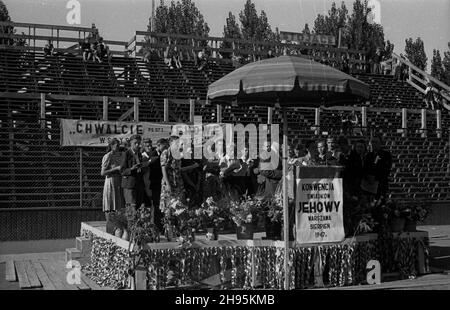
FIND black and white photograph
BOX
[0,0,450,296]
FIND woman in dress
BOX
[159,136,185,221]
[101,138,124,221]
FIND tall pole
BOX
[282,107,289,290]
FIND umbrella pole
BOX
[282,107,289,290]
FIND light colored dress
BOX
[102,151,124,212]
[159,148,185,214]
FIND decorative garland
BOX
[81,228,430,289]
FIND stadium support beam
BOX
[134,98,140,122]
[217,104,222,123]
[40,93,46,129]
[267,107,273,124]
[102,96,108,121]
[436,110,442,138]
[189,99,195,123]
[164,98,169,122]
[402,108,407,137]
[314,108,320,135]
[421,109,427,138]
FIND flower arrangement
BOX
[196,196,229,229]
[263,196,284,223]
[229,195,262,227]
[128,207,160,247]
[404,202,431,223]
[163,197,199,242]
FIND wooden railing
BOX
[130,31,369,70]
[0,21,128,56]
[387,53,450,110]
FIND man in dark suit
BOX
[121,134,147,225]
[363,135,392,199]
[142,138,164,231]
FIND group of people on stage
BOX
[101,133,392,234]
[289,135,392,199]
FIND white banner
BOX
[295,177,344,244]
[60,119,172,147]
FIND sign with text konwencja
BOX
[60,119,172,147]
[295,166,344,244]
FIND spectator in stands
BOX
[172,46,182,69]
[93,37,109,63]
[164,45,175,69]
[80,38,92,62]
[267,49,275,59]
[341,53,350,74]
[43,40,55,57]
[424,81,438,110]
[372,47,383,74]
[345,139,367,195]
[101,138,125,221]
[232,54,243,69]
[197,48,208,71]
[399,54,409,81]
[393,58,402,81]
[120,135,148,227]
[363,135,392,199]
[160,136,185,219]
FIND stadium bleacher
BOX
[0,22,449,240]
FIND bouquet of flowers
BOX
[128,207,160,247]
[382,199,409,219]
[404,202,431,223]
[263,196,284,223]
[229,195,262,227]
[196,196,229,229]
[164,197,198,242]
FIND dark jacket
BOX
[144,148,162,187]
[363,149,392,194]
[120,149,144,189]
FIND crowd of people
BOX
[101,133,393,235]
[79,36,110,63]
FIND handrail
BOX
[390,52,450,110]
[0,20,93,32]
[136,31,368,55]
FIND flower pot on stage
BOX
[236,224,254,240]
[390,217,406,232]
[206,227,218,240]
[405,220,417,232]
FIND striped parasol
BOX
[208,55,370,106]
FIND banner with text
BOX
[295,167,344,244]
[60,119,172,147]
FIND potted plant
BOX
[384,200,409,232]
[403,203,430,232]
[229,195,261,240]
[196,196,229,240]
[262,197,283,240]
